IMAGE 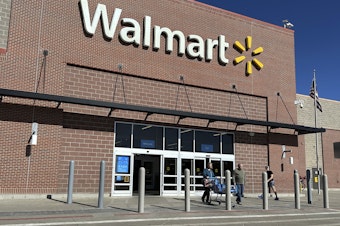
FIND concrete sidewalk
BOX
[0,190,340,225]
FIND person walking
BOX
[233,163,246,205]
[266,165,279,200]
[202,162,215,204]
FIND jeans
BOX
[236,184,244,202]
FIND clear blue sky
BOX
[196,0,340,101]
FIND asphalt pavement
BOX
[1,190,340,225]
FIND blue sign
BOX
[201,144,213,152]
[116,156,130,173]
[141,139,155,148]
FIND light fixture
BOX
[180,129,192,134]
[179,75,184,81]
[213,132,228,136]
[281,145,292,159]
[141,125,152,130]
[118,63,123,71]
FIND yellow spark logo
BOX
[233,36,264,76]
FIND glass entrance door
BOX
[133,154,160,195]
[163,157,178,195]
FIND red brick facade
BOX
[0,0,303,196]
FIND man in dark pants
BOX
[233,163,246,205]
[202,162,215,204]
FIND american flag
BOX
[309,79,322,112]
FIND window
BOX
[180,129,193,152]
[222,134,234,154]
[165,128,178,151]
[211,160,221,177]
[195,130,220,153]
[133,124,163,149]
[115,123,132,148]
[114,122,234,155]
[334,142,340,158]
[164,158,177,190]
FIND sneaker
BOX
[201,197,204,203]
[258,194,263,199]
[275,197,279,200]
[236,201,242,205]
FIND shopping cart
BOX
[210,178,236,205]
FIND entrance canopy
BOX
[0,88,325,135]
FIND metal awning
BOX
[0,88,325,135]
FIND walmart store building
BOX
[0,0,324,197]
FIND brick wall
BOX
[0,0,300,195]
[0,0,11,51]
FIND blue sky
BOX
[196,0,340,101]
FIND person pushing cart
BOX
[201,162,215,204]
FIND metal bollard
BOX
[306,169,312,204]
[262,172,268,210]
[98,160,105,209]
[67,160,74,204]
[294,170,300,209]
[138,167,145,213]
[323,174,329,208]
[184,168,190,212]
[225,170,231,210]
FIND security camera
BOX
[294,99,304,108]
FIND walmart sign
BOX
[79,0,264,75]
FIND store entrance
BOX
[133,154,161,195]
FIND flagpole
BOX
[313,69,320,195]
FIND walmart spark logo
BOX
[233,36,264,76]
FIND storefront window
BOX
[194,159,205,189]
[222,134,234,154]
[115,123,132,148]
[164,158,177,188]
[180,129,193,152]
[211,160,221,177]
[181,159,193,175]
[133,124,163,149]
[165,128,178,151]
[164,158,177,175]
[223,161,234,173]
[195,131,220,153]
[181,158,194,191]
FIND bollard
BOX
[225,170,231,210]
[294,170,300,209]
[98,160,105,209]
[262,172,268,210]
[67,160,74,204]
[306,169,312,204]
[138,167,145,213]
[323,174,329,208]
[184,168,190,212]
